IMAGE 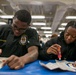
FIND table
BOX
[0,60,76,75]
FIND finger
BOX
[9,61,19,69]
[7,55,15,63]
[2,60,6,62]
[15,66,20,69]
[2,58,8,66]
[8,57,19,67]
[2,60,7,67]
[51,50,57,55]
[3,55,15,66]
[57,46,61,52]
[50,47,58,55]
[52,44,61,53]
[14,63,24,70]
[15,66,22,70]
[51,46,58,50]
[53,44,61,48]
[15,64,24,70]
[47,47,58,55]
[10,61,24,69]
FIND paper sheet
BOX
[39,61,58,70]
[0,57,8,69]
[39,60,76,72]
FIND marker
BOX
[58,47,62,60]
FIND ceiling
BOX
[0,0,76,38]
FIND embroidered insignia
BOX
[19,35,27,45]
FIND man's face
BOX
[64,26,76,44]
[12,18,29,36]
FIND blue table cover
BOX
[0,60,76,75]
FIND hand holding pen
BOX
[47,44,62,60]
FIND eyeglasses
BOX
[12,24,27,32]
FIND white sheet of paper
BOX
[39,61,58,70]
[45,63,58,70]
[39,60,76,72]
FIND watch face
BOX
[19,34,27,45]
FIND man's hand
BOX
[3,55,25,69]
[47,44,61,55]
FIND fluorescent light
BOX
[0,15,13,19]
[66,16,76,19]
[44,31,52,33]
[0,15,45,19]
[31,27,37,29]
[32,15,45,19]
[41,27,51,29]
[0,22,6,25]
[33,22,46,25]
[61,23,67,26]
[58,27,65,30]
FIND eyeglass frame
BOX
[12,23,28,32]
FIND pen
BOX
[58,47,62,60]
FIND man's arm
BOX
[20,46,38,64]
[3,46,38,69]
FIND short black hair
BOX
[14,9,31,25]
[65,20,76,30]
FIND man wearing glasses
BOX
[0,10,40,69]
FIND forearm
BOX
[20,49,38,64]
